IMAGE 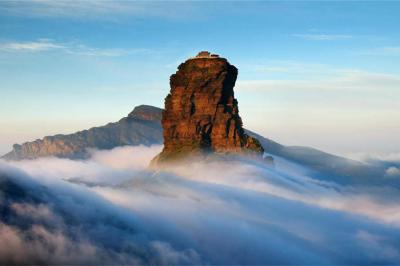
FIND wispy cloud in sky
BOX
[292,33,354,41]
[241,59,400,92]
[249,60,337,76]
[0,0,143,18]
[238,70,400,93]
[0,39,152,57]
[0,0,195,20]
[0,39,64,51]
[362,46,400,56]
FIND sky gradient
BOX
[0,1,399,158]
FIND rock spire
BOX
[152,51,264,163]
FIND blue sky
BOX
[0,1,399,158]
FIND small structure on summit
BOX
[151,51,265,164]
[194,51,220,58]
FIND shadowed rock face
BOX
[153,52,264,163]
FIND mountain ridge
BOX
[3,104,391,185]
[2,105,163,160]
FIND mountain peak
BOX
[151,52,265,164]
[2,105,163,160]
[128,105,163,121]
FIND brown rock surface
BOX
[152,52,264,163]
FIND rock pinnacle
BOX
[152,51,265,164]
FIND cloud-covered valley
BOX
[1,145,400,265]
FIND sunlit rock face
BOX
[153,51,265,163]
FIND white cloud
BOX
[64,45,152,57]
[0,223,99,264]
[363,46,400,56]
[2,146,400,264]
[292,33,353,41]
[148,156,400,227]
[237,70,400,92]
[0,40,64,51]
[0,0,194,20]
[88,145,161,170]
[7,146,400,226]
[356,231,400,260]
[345,152,400,162]
[248,60,334,75]
[244,60,400,87]
[0,39,152,57]
[386,167,400,177]
[0,0,143,19]
[9,145,162,186]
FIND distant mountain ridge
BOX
[2,105,163,160]
[2,104,393,185]
[246,131,388,185]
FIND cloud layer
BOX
[1,145,400,264]
[292,33,354,41]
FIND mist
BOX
[1,145,400,265]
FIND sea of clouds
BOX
[1,145,400,265]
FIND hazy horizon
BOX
[1,1,399,159]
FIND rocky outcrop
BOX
[152,52,264,163]
[127,105,162,121]
[2,105,163,160]
[3,102,386,184]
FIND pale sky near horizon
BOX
[0,1,399,159]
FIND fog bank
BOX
[1,145,400,265]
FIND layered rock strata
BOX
[152,51,264,163]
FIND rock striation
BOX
[2,105,163,160]
[152,51,264,163]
